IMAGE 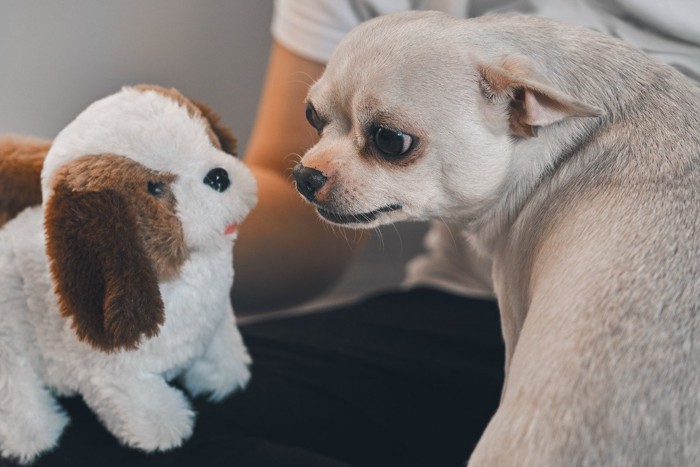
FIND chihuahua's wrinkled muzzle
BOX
[292,163,327,202]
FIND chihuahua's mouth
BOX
[316,204,402,225]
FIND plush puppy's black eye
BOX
[305,103,323,134]
[373,127,413,157]
[147,181,165,197]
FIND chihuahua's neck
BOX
[463,116,601,257]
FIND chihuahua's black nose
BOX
[293,163,327,201]
[204,167,230,192]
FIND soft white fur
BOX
[297,11,700,466]
[0,87,257,463]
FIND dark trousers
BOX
[14,288,504,467]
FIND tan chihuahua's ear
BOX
[0,137,48,227]
[477,56,602,137]
[45,180,164,352]
[192,100,238,156]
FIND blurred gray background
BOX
[1,1,273,151]
[0,0,428,309]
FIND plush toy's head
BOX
[41,85,257,352]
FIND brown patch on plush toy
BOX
[0,136,48,227]
[133,85,238,156]
[45,154,189,352]
[191,99,238,156]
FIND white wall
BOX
[0,0,274,154]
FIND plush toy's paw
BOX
[83,375,195,453]
[0,340,70,465]
[182,349,251,402]
[181,315,252,402]
[0,399,69,465]
[109,386,195,452]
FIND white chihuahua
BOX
[294,12,700,466]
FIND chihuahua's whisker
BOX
[284,152,304,164]
[390,224,404,255]
[374,226,385,252]
[437,216,459,250]
[289,71,319,88]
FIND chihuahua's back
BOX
[462,15,700,467]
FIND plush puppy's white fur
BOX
[294,11,700,467]
[0,85,257,464]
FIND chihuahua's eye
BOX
[373,127,413,157]
[147,181,165,197]
[305,103,323,134]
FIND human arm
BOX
[231,42,367,312]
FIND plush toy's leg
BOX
[81,372,195,452]
[0,341,69,464]
[0,136,47,228]
[180,310,251,401]
[0,241,69,464]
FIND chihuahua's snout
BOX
[204,167,230,192]
[293,163,327,201]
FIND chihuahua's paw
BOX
[182,351,251,402]
[114,387,195,452]
[0,403,69,465]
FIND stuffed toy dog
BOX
[0,85,257,464]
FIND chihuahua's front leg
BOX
[181,310,251,401]
[81,372,194,452]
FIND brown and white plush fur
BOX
[0,85,257,464]
[293,11,700,466]
[0,136,48,228]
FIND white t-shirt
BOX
[273,0,700,81]
[272,0,700,298]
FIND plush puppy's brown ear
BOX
[477,56,602,137]
[192,100,238,156]
[0,137,48,227]
[45,180,164,352]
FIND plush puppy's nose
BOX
[204,167,230,192]
[293,163,327,201]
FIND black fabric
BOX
[9,287,504,467]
